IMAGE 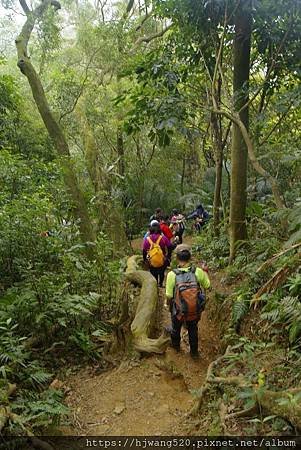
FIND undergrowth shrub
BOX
[0,151,122,434]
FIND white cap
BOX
[150,220,160,226]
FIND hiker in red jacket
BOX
[160,215,173,241]
[142,222,172,287]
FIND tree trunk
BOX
[125,255,170,354]
[213,108,287,217]
[211,113,223,234]
[229,1,252,261]
[117,127,125,178]
[180,155,186,196]
[15,0,95,258]
[80,110,128,252]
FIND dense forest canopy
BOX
[0,0,300,439]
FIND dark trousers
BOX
[176,228,184,244]
[171,315,199,354]
[150,265,165,286]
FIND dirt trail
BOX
[65,237,222,436]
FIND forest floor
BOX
[64,237,230,436]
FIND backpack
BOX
[147,236,165,268]
[173,267,205,321]
[175,214,186,232]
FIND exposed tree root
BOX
[258,386,301,430]
[189,345,233,415]
[225,405,258,420]
[218,400,229,434]
[124,255,169,354]
[209,375,250,387]
[191,344,301,430]
[211,378,301,430]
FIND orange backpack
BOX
[173,267,204,321]
[146,236,165,268]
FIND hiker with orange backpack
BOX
[165,244,210,359]
[143,221,172,287]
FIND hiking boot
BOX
[171,343,181,352]
[190,351,200,360]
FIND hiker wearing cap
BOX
[165,244,210,358]
[143,222,172,287]
[144,218,173,242]
[143,219,161,241]
[150,208,163,222]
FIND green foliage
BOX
[285,272,301,297]
[284,201,301,247]
[11,388,69,432]
[194,225,229,268]
[261,295,301,345]
[231,294,250,330]
[0,318,68,433]
[0,0,300,437]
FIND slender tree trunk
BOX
[211,113,223,234]
[229,1,252,261]
[79,108,128,251]
[180,155,186,196]
[117,127,125,178]
[15,1,95,258]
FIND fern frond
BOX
[232,299,249,327]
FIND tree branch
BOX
[134,24,172,45]
[19,0,30,14]
[212,108,286,211]
[258,102,294,147]
[59,49,101,122]
[15,0,96,252]
[135,12,152,31]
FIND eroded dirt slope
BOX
[65,236,222,435]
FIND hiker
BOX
[143,222,172,287]
[150,208,163,222]
[170,209,186,244]
[165,244,210,358]
[159,215,174,241]
[187,204,210,233]
[143,217,173,242]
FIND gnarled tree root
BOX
[258,387,301,430]
[124,255,169,354]
[191,346,301,430]
[210,377,301,429]
[190,345,233,416]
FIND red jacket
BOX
[160,223,173,240]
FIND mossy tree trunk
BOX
[124,255,169,354]
[211,111,223,234]
[229,1,252,261]
[15,0,95,258]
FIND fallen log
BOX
[125,255,169,354]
